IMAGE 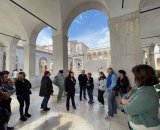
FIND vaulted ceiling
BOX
[0,0,159,46]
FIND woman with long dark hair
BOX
[65,71,76,111]
[15,72,32,121]
[117,70,129,98]
[121,65,160,130]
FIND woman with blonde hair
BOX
[15,72,32,121]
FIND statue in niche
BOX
[77,62,80,69]
[76,62,82,70]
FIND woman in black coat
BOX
[15,72,32,121]
[86,73,94,104]
[116,70,129,98]
[65,71,76,111]
[39,71,53,111]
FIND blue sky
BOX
[36,10,110,48]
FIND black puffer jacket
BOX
[15,79,32,97]
[39,76,53,97]
[65,77,76,94]
[78,74,87,86]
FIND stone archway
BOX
[28,23,54,77]
[92,52,97,60]
[62,1,109,75]
[87,53,92,60]
[63,1,108,36]
[103,51,108,58]
[97,51,103,59]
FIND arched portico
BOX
[24,23,54,79]
[63,1,108,36]
[53,1,109,76]
[61,1,143,84]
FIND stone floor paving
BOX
[9,88,129,130]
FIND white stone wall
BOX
[16,47,24,70]
[84,59,111,76]
[16,47,53,76]
[0,42,111,79]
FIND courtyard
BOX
[0,0,160,130]
[9,87,129,130]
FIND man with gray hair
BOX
[105,67,118,119]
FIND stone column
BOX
[0,46,4,71]
[146,51,151,65]
[109,11,143,85]
[150,52,156,69]
[24,43,36,79]
[6,39,19,72]
[53,34,68,76]
[47,60,50,71]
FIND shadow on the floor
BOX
[56,121,72,130]
[33,114,63,130]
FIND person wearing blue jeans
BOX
[41,97,50,109]
[107,89,117,116]
[105,67,118,119]
[39,71,53,111]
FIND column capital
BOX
[109,11,140,25]
[23,43,36,47]
[52,33,68,41]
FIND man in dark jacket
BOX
[78,70,87,101]
[39,71,53,111]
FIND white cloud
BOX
[69,27,110,48]
[79,14,83,20]
[36,30,53,46]
[74,20,81,24]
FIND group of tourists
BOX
[0,70,31,130]
[0,64,160,130]
[50,65,160,130]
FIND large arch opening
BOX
[66,8,110,76]
[36,26,54,75]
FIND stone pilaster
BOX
[6,39,19,72]
[53,34,68,76]
[109,11,143,85]
[0,46,4,71]
[24,43,36,78]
